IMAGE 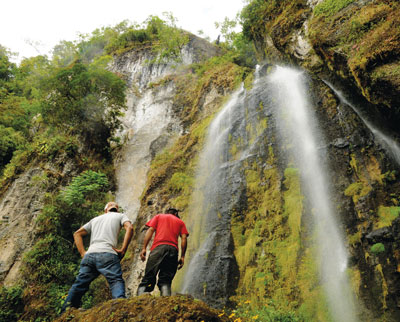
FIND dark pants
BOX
[139,244,178,292]
[61,252,125,313]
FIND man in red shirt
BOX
[137,208,189,296]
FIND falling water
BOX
[324,81,400,167]
[181,85,246,306]
[270,66,358,322]
[181,65,358,319]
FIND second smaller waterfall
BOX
[324,81,400,167]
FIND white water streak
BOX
[181,85,245,294]
[270,66,358,322]
[325,81,400,167]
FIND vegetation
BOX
[371,243,385,254]
[313,0,355,17]
[0,285,24,322]
[104,13,190,62]
[308,0,400,116]
[0,15,132,320]
[215,17,257,68]
[229,299,302,322]
[20,170,112,320]
[240,0,310,54]
[6,2,399,320]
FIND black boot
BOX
[137,286,148,296]
[160,284,171,296]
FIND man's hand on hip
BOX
[113,247,126,260]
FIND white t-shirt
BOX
[83,212,131,255]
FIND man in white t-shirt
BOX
[61,202,133,313]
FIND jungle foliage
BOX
[0,16,129,321]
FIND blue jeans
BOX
[61,252,125,312]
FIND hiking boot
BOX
[137,286,148,296]
[160,284,171,296]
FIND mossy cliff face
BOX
[309,77,400,321]
[0,136,91,286]
[308,0,400,129]
[242,0,400,129]
[241,1,400,320]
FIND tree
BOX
[0,46,18,99]
[215,17,257,68]
[40,59,126,152]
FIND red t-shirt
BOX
[146,214,189,251]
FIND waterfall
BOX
[181,85,246,306]
[269,66,358,322]
[324,81,400,167]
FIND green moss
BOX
[371,243,385,254]
[244,72,255,90]
[344,181,374,209]
[168,172,193,194]
[376,264,389,309]
[348,231,362,246]
[374,206,400,229]
[231,146,330,320]
[309,1,400,109]
[241,0,311,52]
[314,0,355,17]
[232,300,302,321]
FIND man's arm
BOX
[73,227,89,258]
[178,234,188,270]
[140,227,155,261]
[113,221,134,259]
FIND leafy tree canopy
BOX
[40,59,126,150]
[215,16,257,68]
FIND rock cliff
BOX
[238,0,400,320]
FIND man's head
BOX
[104,202,119,213]
[166,208,180,218]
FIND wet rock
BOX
[331,137,349,148]
[365,226,393,243]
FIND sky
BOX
[1,0,246,63]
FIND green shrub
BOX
[62,170,109,207]
[0,125,25,168]
[0,285,24,322]
[105,28,151,53]
[23,234,79,284]
[231,300,303,322]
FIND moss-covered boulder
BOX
[55,295,230,322]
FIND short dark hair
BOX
[166,208,179,217]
